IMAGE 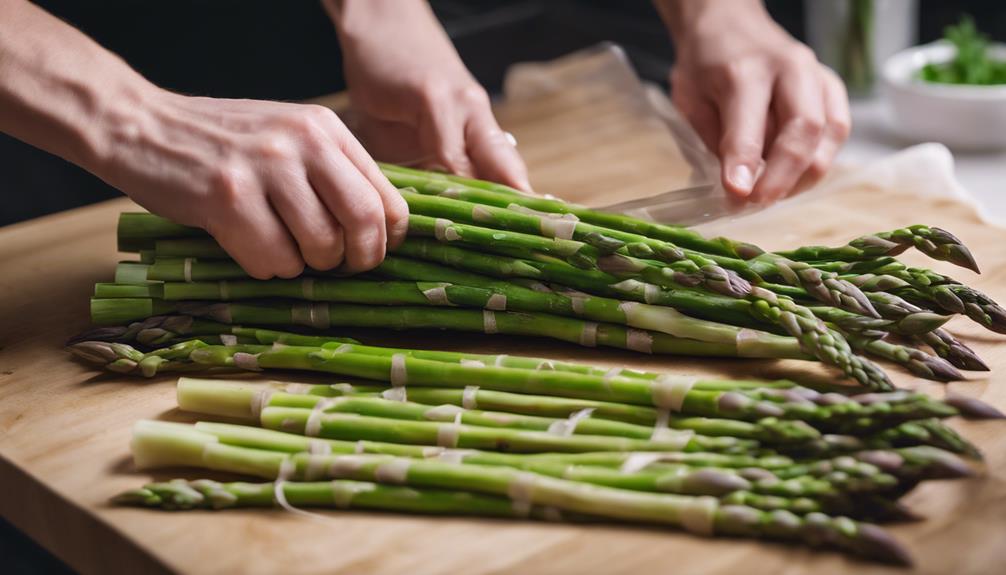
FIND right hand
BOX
[95,89,409,278]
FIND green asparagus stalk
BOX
[127,420,910,563]
[396,190,882,317]
[177,376,990,440]
[73,342,999,436]
[774,225,979,273]
[137,276,799,347]
[176,378,820,445]
[91,298,809,361]
[116,478,573,520]
[394,239,893,389]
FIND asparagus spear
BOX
[177,377,986,440]
[177,378,820,444]
[396,191,880,317]
[91,298,809,361]
[127,421,909,563]
[73,341,996,438]
[394,239,893,390]
[74,320,811,393]
[116,478,572,520]
[139,277,798,347]
[915,328,989,371]
[775,225,979,273]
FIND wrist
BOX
[657,0,770,47]
[78,73,164,180]
[325,0,432,44]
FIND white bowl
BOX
[882,40,1006,150]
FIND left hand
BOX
[328,0,531,191]
[664,0,851,203]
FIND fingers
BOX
[465,107,532,192]
[417,86,474,177]
[793,67,851,193]
[670,72,721,155]
[751,52,826,203]
[330,117,410,250]
[267,176,346,271]
[308,149,389,273]
[714,66,773,198]
[205,178,304,280]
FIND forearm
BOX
[653,0,771,45]
[0,0,154,172]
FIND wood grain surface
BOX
[2,70,1005,575]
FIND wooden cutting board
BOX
[3,79,1006,574]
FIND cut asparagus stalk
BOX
[258,405,755,454]
[176,377,982,440]
[176,378,821,445]
[126,421,910,563]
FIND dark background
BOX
[1,1,1002,573]
[2,0,1004,228]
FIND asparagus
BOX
[140,276,800,347]
[176,378,820,444]
[74,342,999,437]
[394,239,893,390]
[396,190,879,317]
[75,321,813,392]
[178,377,996,448]
[915,328,989,371]
[126,421,909,563]
[70,340,815,415]
[187,419,973,485]
[379,169,761,259]
[91,298,810,360]
[775,225,979,273]
[116,478,572,521]
[844,332,963,382]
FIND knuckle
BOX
[828,117,852,141]
[417,79,450,108]
[720,135,763,159]
[784,45,818,68]
[207,162,251,207]
[255,135,296,161]
[784,115,825,143]
[458,85,490,108]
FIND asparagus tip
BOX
[66,341,118,364]
[944,392,1006,420]
[897,312,951,335]
[66,326,127,346]
[856,523,913,566]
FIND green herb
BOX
[919,16,1006,85]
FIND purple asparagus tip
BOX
[944,392,1006,420]
[66,326,127,346]
[931,227,980,274]
[856,523,913,566]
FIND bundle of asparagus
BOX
[68,164,1005,564]
[86,164,1004,391]
[98,357,1001,565]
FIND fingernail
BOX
[728,165,755,196]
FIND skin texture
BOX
[0,0,524,278]
[656,0,851,203]
[1,0,848,277]
[325,0,531,191]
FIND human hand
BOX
[95,90,409,278]
[328,0,531,191]
[659,0,850,203]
